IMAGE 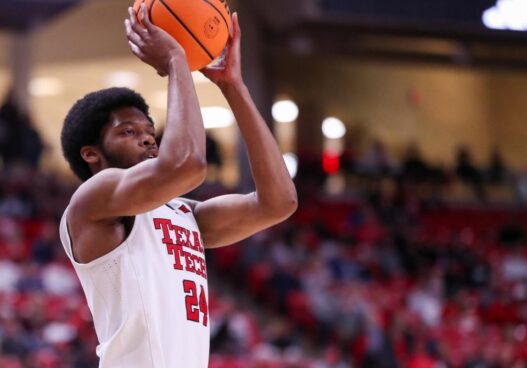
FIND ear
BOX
[80,145,101,165]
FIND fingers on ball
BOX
[128,6,148,36]
[141,4,155,32]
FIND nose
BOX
[142,133,156,147]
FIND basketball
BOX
[133,0,232,71]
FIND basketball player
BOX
[59,5,297,367]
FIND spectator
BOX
[356,139,397,178]
[486,148,509,184]
[455,146,485,199]
[206,133,223,169]
[401,143,430,182]
[0,88,43,168]
[499,216,525,246]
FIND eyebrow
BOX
[114,120,155,128]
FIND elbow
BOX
[158,151,207,184]
[281,184,298,217]
[283,192,299,217]
[265,191,298,222]
[182,152,207,184]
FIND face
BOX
[97,106,158,170]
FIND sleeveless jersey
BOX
[59,199,210,368]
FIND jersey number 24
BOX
[183,280,208,326]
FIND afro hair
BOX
[61,87,152,181]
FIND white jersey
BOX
[59,199,210,368]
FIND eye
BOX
[122,128,135,136]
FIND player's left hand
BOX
[199,12,243,89]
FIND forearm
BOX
[222,83,297,212]
[158,55,206,166]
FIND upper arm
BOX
[70,156,206,222]
[183,192,296,249]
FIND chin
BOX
[139,156,155,163]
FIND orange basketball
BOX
[133,0,232,71]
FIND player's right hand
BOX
[125,4,187,76]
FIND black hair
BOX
[61,87,152,181]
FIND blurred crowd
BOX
[3,162,527,367]
[1,91,527,367]
[297,139,521,206]
[0,163,94,368]
[206,184,527,367]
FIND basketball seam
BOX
[149,0,154,23]
[158,0,214,61]
[200,0,230,33]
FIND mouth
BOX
[144,149,159,159]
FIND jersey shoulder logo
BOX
[178,204,191,214]
[165,202,191,215]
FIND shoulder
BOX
[72,168,124,199]
[68,168,124,218]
